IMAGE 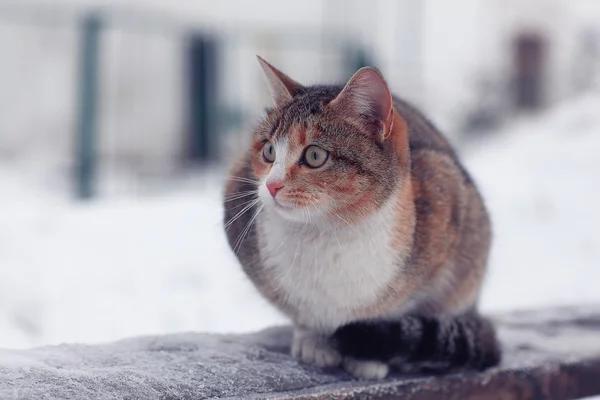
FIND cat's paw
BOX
[292,328,342,368]
[343,357,389,380]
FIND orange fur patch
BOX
[388,109,410,169]
[287,164,300,179]
[391,178,416,254]
[297,127,307,146]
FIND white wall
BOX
[99,29,183,173]
[0,23,76,164]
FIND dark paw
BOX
[464,316,502,370]
[332,321,402,361]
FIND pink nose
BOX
[267,181,284,197]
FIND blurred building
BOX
[0,0,598,186]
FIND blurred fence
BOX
[2,1,600,199]
[0,3,370,199]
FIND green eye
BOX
[303,145,328,168]
[263,142,276,163]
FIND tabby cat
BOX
[223,57,500,379]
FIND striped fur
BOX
[223,58,499,379]
[333,312,501,372]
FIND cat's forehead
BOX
[285,85,341,117]
[286,86,342,112]
[270,85,343,141]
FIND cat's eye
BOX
[263,142,276,163]
[303,145,329,168]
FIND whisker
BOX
[234,205,261,251]
[234,204,264,254]
[228,176,260,185]
[225,198,260,230]
[312,200,342,249]
[224,189,258,197]
[318,193,359,232]
[224,191,258,202]
[224,198,260,212]
[274,234,288,252]
[308,212,318,269]
[331,210,358,232]
[274,237,301,295]
[290,238,301,269]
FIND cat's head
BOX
[252,56,409,224]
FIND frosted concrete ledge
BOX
[2,306,600,400]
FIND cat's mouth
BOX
[268,195,326,223]
[273,197,295,210]
[271,197,310,221]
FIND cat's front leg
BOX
[291,326,342,368]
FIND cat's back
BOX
[393,96,476,191]
[393,97,456,159]
[392,96,491,315]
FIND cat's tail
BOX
[332,312,501,371]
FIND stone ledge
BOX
[1,306,600,400]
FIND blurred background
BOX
[1,0,599,350]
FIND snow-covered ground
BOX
[1,93,600,350]
[467,92,600,311]
[0,169,287,349]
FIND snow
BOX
[2,307,600,399]
[1,93,600,350]
[0,170,287,349]
[465,92,600,311]
[0,327,349,400]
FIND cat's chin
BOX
[264,197,315,223]
[271,200,307,222]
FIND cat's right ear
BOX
[257,56,304,107]
[328,67,394,140]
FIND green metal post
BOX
[344,46,374,79]
[75,13,101,199]
[186,35,219,165]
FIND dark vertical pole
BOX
[186,34,219,164]
[344,45,374,79]
[75,13,101,199]
[513,33,545,111]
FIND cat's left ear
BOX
[257,56,304,108]
[328,67,394,140]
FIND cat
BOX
[223,56,501,380]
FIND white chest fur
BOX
[257,201,405,333]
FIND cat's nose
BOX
[267,181,284,197]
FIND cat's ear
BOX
[329,67,393,139]
[257,56,304,107]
